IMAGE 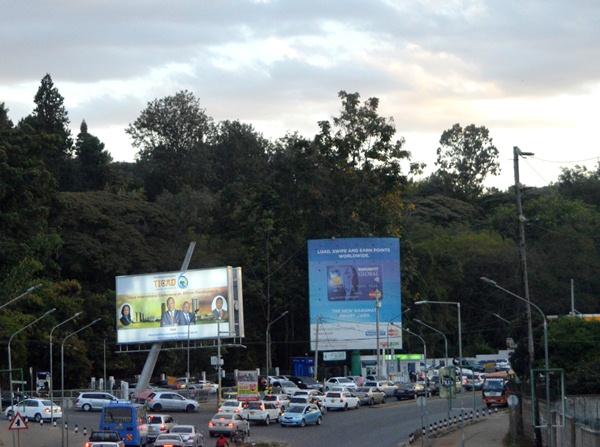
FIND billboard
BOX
[116,266,244,344]
[308,238,402,351]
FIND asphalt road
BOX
[0,393,488,447]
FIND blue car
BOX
[279,404,323,427]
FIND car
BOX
[218,400,245,414]
[293,389,325,403]
[4,398,62,421]
[169,425,204,447]
[288,376,322,391]
[324,391,360,411]
[416,378,437,396]
[240,400,281,425]
[324,377,357,391]
[262,393,291,412]
[176,377,199,389]
[495,359,511,371]
[208,413,250,437]
[453,358,485,372]
[75,392,120,412]
[394,382,427,400]
[364,380,397,397]
[153,433,187,447]
[147,414,177,443]
[270,380,301,396]
[85,430,125,447]
[355,386,386,405]
[145,391,199,412]
[195,380,219,393]
[279,403,323,427]
[463,372,486,391]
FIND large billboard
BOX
[308,238,402,351]
[116,266,244,344]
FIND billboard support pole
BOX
[134,242,196,396]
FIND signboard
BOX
[237,370,259,402]
[439,366,457,399]
[308,238,402,351]
[9,413,28,430]
[116,267,244,344]
[323,351,347,361]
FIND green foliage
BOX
[434,123,500,200]
[74,120,113,191]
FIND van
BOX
[100,403,148,447]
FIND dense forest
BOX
[1,74,599,394]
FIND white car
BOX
[169,425,204,447]
[145,392,199,412]
[293,390,325,403]
[4,398,62,421]
[324,391,360,411]
[325,377,357,391]
[240,400,281,425]
[270,380,300,396]
[218,400,245,414]
[262,393,291,412]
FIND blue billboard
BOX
[308,238,402,351]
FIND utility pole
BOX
[513,146,535,371]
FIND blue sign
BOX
[308,238,402,350]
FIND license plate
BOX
[250,412,255,415]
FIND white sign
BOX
[9,413,28,430]
[323,351,347,361]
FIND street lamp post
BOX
[61,318,101,447]
[415,300,464,447]
[481,277,552,447]
[0,284,42,310]
[187,309,199,379]
[401,326,427,379]
[375,293,382,379]
[49,311,82,424]
[8,308,55,447]
[265,311,289,376]
[414,318,451,419]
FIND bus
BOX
[100,403,148,447]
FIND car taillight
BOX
[259,404,264,410]
[218,408,222,412]
[340,398,344,402]
[160,425,166,431]
[227,422,234,427]
[275,402,280,406]
[235,408,240,413]
[44,408,50,414]
[148,398,154,402]
[85,443,91,447]
[208,422,214,427]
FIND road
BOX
[0,393,487,447]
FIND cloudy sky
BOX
[2,0,599,190]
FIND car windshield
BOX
[286,406,305,413]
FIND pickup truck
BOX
[85,430,125,447]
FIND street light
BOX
[414,319,448,369]
[401,326,427,377]
[61,318,101,447]
[49,311,82,424]
[7,307,55,447]
[0,283,42,310]
[187,309,200,379]
[481,277,552,447]
[265,310,289,375]
[415,300,465,447]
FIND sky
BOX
[2,0,599,190]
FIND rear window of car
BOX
[263,395,276,401]
[223,401,239,406]
[326,393,341,398]
[246,402,262,409]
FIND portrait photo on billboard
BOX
[116,267,235,344]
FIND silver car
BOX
[355,386,386,405]
[145,391,199,412]
[208,413,250,438]
[169,425,204,447]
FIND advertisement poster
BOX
[116,267,236,344]
[237,370,259,402]
[308,238,402,351]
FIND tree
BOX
[74,120,112,191]
[19,74,74,189]
[435,123,500,200]
[125,90,215,198]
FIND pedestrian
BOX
[357,375,364,386]
[216,433,230,447]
